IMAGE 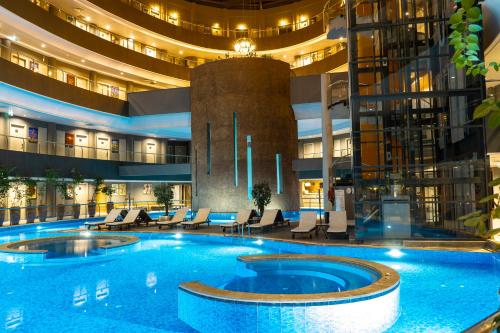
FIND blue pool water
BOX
[223,260,379,294]
[0,219,499,332]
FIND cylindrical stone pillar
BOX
[190,58,299,212]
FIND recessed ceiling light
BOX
[120,72,124,75]
[84,16,91,22]
[104,24,111,30]
[152,42,156,47]
[300,50,305,55]
[81,59,86,63]
[8,35,17,41]
[179,50,183,55]
[283,55,287,58]
[41,43,46,48]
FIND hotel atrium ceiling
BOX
[183,0,302,9]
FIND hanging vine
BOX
[449,0,499,235]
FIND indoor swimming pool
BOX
[0,219,498,332]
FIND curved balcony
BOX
[0,56,128,116]
[87,0,334,51]
[292,47,347,76]
[0,0,190,84]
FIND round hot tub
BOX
[0,234,139,263]
[179,254,400,333]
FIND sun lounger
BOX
[221,209,254,233]
[157,208,188,229]
[85,209,127,230]
[181,208,211,229]
[247,209,279,234]
[106,209,151,230]
[326,210,348,238]
[291,211,317,239]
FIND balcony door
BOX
[75,134,89,158]
[96,136,110,160]
[9,123,25,152]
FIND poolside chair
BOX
[85,209,127,230]
[220,209,255,233]
[247,209,279,234]
[157,208,188,229]
[181,208,211,229]
[326,210,348,239]
[106,209,150,230]
[291,211,317,239]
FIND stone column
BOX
[321,73,333,212]
[190,58,299,212]
[47,57,57,79]
[89,71,97,92]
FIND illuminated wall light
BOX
[247,135,253,200]
[212,22,220,28]
[8,35,17,41]
[179,50,184,55]
[279,19,288,27]
[299,15,308,22]
[237,24,247,30]
[170,12,178,19]
[84,16,91,22]
[104,24,111,30]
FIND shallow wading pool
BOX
[0,219,498,332]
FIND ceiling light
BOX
[8,35,17,41]
[41,43,46,48]
[237,24,247,30]
[279,19,288,27]
[120,72,124,75]
[212,22,220,28]
[84,16,91,22]
[170,12,178,19]
[299,15,308,22]
[234,37,255,56]
[300,50,305,55]
[152,42,156,47]
[179,50,183,55]
[283,55,287,58]
[81,59,86,63]
[104,24,111,30]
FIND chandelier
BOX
[234,37,256,56]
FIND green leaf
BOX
[492,207,500,220]
[467,55,480,62]
[468,24,482,32]
[450,12,464,25]
[467,7,481,20]
[489,177,500,187]
[466,43,480,51]
[479,194,499,204]
[462,0,475,10]
[473,100,494,119]
[488,110,500,128]
[458,210,482,220]
[466,34,479,43]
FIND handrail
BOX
[120,0,325,39]
[291,42,347,68]
[462,309,500,333]
[0,133,191,164]
[1,43,128,100]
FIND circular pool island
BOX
[179,254,400,333]
[0,234,139,263]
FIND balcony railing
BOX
[121,0,325,39]
[291,43,347,68]
[301,148,352,159]
[1,44,128,100]
[0,134,190,164]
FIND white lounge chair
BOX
[291,211,317,239]
[221,209,253,233]
[248,209,279,234]
[157,208,188,229]
[327,210,348,238]
[85,209,127,230]
[181,208,211,229]
[107,209,151,230]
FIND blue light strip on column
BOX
[276,153,282,194]
[233,112,238,187]
[247,135,252,200]
[207,122,211,175]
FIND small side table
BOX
[316,223,329,238]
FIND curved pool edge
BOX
[180,254,399,304]
[178,254,401,333]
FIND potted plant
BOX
[69,169,83,219]
[0,167,12,226]
[55,180,70,220]
[41,168,58,222]
[153,183,174,218]
[23,177,37,224]
[9,177,23,226]
[88,176,103,218]
[251,182,272,216]
[101,184,115,213]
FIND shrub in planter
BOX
[101,185,115,213]
[153,183,174,217]
[69,169,83,219]
[0,167,12,227]
[251,183,272,216]
[88,176,103,218]
[9,178,23,226]
[55,182,70,221]
[22,177,37,224]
